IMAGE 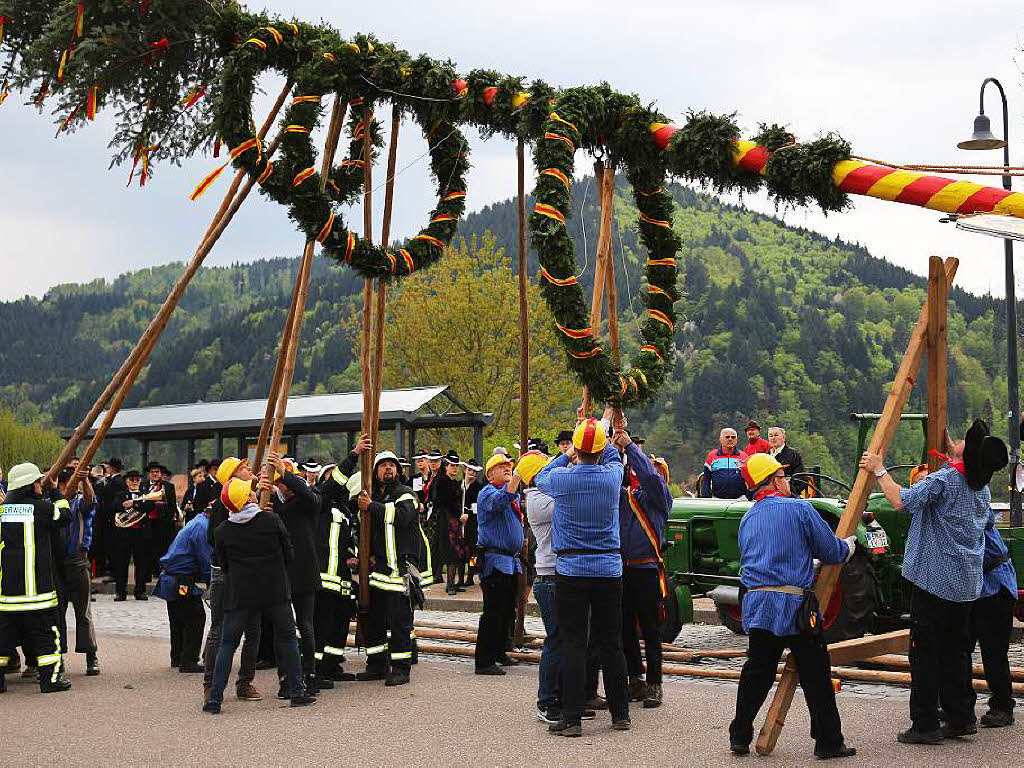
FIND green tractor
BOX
[659,413,1024,643]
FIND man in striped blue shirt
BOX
[536,418,629,737]
[729,453,856,760]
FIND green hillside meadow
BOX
[0,180,1014,492]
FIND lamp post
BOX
[957,76,1021,525]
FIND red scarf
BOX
[753,489,783,502]
[928,450,965,475]
[491,480,523,523]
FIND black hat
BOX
[463,461,483,472]
[107,457,123,471]
[144,461,162,472]
[195,459,210,470]
[555,430,573,444]
[299,458,323,473]
[528,438,550,455]
[398,456,410,468]
[160,465,172,476]
[745,420,761,431]
[426,449,443,461]
[963,419,1008,491]
[125,469,143,480]
[412,449,427,459]
[443,450,461,465]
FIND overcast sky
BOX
[1,0,1023,300]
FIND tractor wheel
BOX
[822,551,877,643]
[715,601,746,636]
[660,588,684,643]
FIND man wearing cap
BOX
[535,418,630,736]
[267,453,322,697]
[154,490,213,673]
[743,420,771,456]
[0,463,73,694]
[729,453,856,759]
[614,430,673,709]
[205,478,314,714]
[701,429,748,500]
[473,453,525,676]
[861,419,1008,745]
[201,456,262,702]
[355,452,422,686]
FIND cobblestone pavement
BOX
[86,593,1023,707]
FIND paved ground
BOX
[4,595,1021,766]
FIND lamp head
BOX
[957,114,1007,150]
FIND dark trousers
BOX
[150,520,176,577]
[202,566,260,686]
[909,586,974,732]
[167,594,206,667]
[110,529,150,597]
[622,568,663,686]
[0,608,63,689]
[58,553,97,654]
[314,589,352,673]
[364,585,414,672]
[969,590,1016,714]
[730,628,844,751]
[280,591,316,680]
[475,571,517,670]
[557,575,629,723]
[210,601,302,706]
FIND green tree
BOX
[0,409,64,479]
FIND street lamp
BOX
[957,76,1021,525]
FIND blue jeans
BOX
[533,575,560,711]
[209,601,303,705]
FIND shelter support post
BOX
[140,439,149,469]
[186,439,196,471]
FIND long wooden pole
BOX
[54,81,293,489]
[512,139,531,647]
[580,161,610,418]
[358,101,376,613]
[756,257,959,756]
[252,99,348,476]
[926,256,950,471]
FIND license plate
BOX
[865,530,889,550]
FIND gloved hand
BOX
[843,535,857,562]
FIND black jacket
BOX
[775,445,807,496]
[0,489,72,611]
[314,453,359,593]
[214,508,293,610]
[101,473,129,519]
[191,477,221,521]
[272,471,322,596]
[367,480,421,591]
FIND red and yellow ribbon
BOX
[443,191,466,202]
[648,309,674,330]
[549,112,578,134]
[540,267,577,286]
[638,213,671,229]
[317,212,336,243]
[555,323,594,340]
[413,234,445,249]
[569,348,603,359]
[256,161,274,185]
[646,257,675,268]
[342,232,356,262]
[640,344,664,362]
[430,214,456,224]
[245,37,267,50]
[627,489,669,598]
[292,95,321,105]
[284,124,310,134]
[543,132,575,153]
[190,138,261,200]
[648,285,671,298]
[398,249,415,272]
[292,167,316,187]
[259,26,283,45]
[181,87,205,110]
[85,85,99,120]
[534,203,566,224]
[541,167,571,191]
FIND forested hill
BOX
[0,181,1010,487]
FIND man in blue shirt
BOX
[536,417,629,737]
[473,453,524,676]
[56,466,100,676]
[967,507,1018,727]
[154,503,213,673]
[861,418,1007,744]
[729,453,856,759]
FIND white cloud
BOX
[1,0,1022,299]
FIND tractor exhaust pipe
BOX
[707,585,741,606]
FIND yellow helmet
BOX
[485,453,514,476]
[515,451,550,484]
[572,418,607,454]
[216,457,248,486]
[741,453,784,490]
[220,478,254,513]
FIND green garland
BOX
[1,2,860,408]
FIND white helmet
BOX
[373,451,401,471]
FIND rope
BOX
[574,174,592,280]
[850,155,1024,177]
[360,75,460,104]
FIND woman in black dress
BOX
[430,451,468,595]
[460,462,482,588]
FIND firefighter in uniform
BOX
[0,463,73,694]
[312,434,371,686]
[355,451,422,687]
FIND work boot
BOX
[235,683,262,701]
[729,741,750,755]
[40,677,72,694]
[980,709,1015,728]
[314,675,335,690]
[86,652,100,676]
[290,693,318,708]
[114,594,127,602]
[475,664,505,676]
[941,721,978,738]
[549,718,582,737]
[304,673,321,694]
[202,701,221,714]
[897,727,943,745]
[643,683,663,708]
[22,665,38,680]
[612,716,632,731]
[276,678,291,700]
[385,668,410,687]
[203,684,212,703]
[179,662,204,673]
[584,695,608,710]
[627,676,648,702]
[355,668,388,682]
[134,592,148,601]
[0,674,5,693]
[498,654,520,666]
[814,744,857,760]
[326,668,355,682]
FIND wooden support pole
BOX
[517,139,530,451]
[358,101,376,612]
[251,94,348,481]
[756,258,959,756]
[581,161,611,418]
[926,256,950,471]
[53,81,293,489]
[600,164,623,430]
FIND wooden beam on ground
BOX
[756,257,959,756]
[824,629,909,666]
[48,80,293,485]
[926,256,950,471]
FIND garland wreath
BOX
[2,5,864,408]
